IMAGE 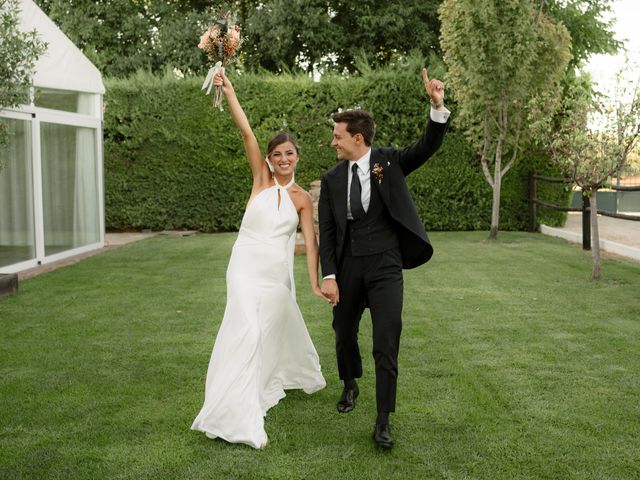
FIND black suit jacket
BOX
[319,117,449,277]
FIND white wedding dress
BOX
[191,178,326,449]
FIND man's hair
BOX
[332,109,376,146]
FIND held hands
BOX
[312,285,327,301]
[321,278,339,306]
[422,68,444,109]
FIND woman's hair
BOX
[267,131,300,157]
[332,109,375,146]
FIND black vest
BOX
[346,179,400,256]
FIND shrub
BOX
[104,68,566,232]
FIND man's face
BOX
[331,122,360,161]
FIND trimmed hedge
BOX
[104,68,567,232]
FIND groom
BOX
[318,68,450,449]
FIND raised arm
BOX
[397,68,450,176]
[214,70,269,187]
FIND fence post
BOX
[529,172,537,232]
[582,193,591,250]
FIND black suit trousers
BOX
[333,246,403,413]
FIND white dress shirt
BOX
[430,105,451,124]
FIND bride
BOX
[191,69,326,449]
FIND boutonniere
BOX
[372,163,384,184]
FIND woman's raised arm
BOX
[215,69,268,187]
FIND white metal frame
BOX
[0,95,104,274]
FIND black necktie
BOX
[350,163,365,220]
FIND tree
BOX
[35,0,154,77]
[33,0,619,78]
[549,70,640,280]
[243,0,336,73]
[328,0,442,73]
[36,0,441,76]
[440,0,571,239]
[34,0,243,77]
[544,0,620,68]
[244,0,442,74]
[0,0,47,165]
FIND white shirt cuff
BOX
[323,274,336,280]
[430,106,451,124]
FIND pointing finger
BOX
[422,68,431,93]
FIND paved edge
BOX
[17,233,159,281]
[540,225,640,262]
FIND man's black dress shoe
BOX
[336,385,359,413]
[373,423,394,449]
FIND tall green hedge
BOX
[104,67,567,232]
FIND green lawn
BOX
[1,232,639,479]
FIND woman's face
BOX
[268,141,299,176]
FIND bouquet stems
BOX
[214,85,224,111]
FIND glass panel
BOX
[34,88,96,115]
[0,118,36,267]
[41,123,99,255]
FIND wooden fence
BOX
[529,173,640,250]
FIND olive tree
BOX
[550,71,640,280]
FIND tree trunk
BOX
[590,190,601,280]
[489,174,502,240]
[488,141,503,240]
